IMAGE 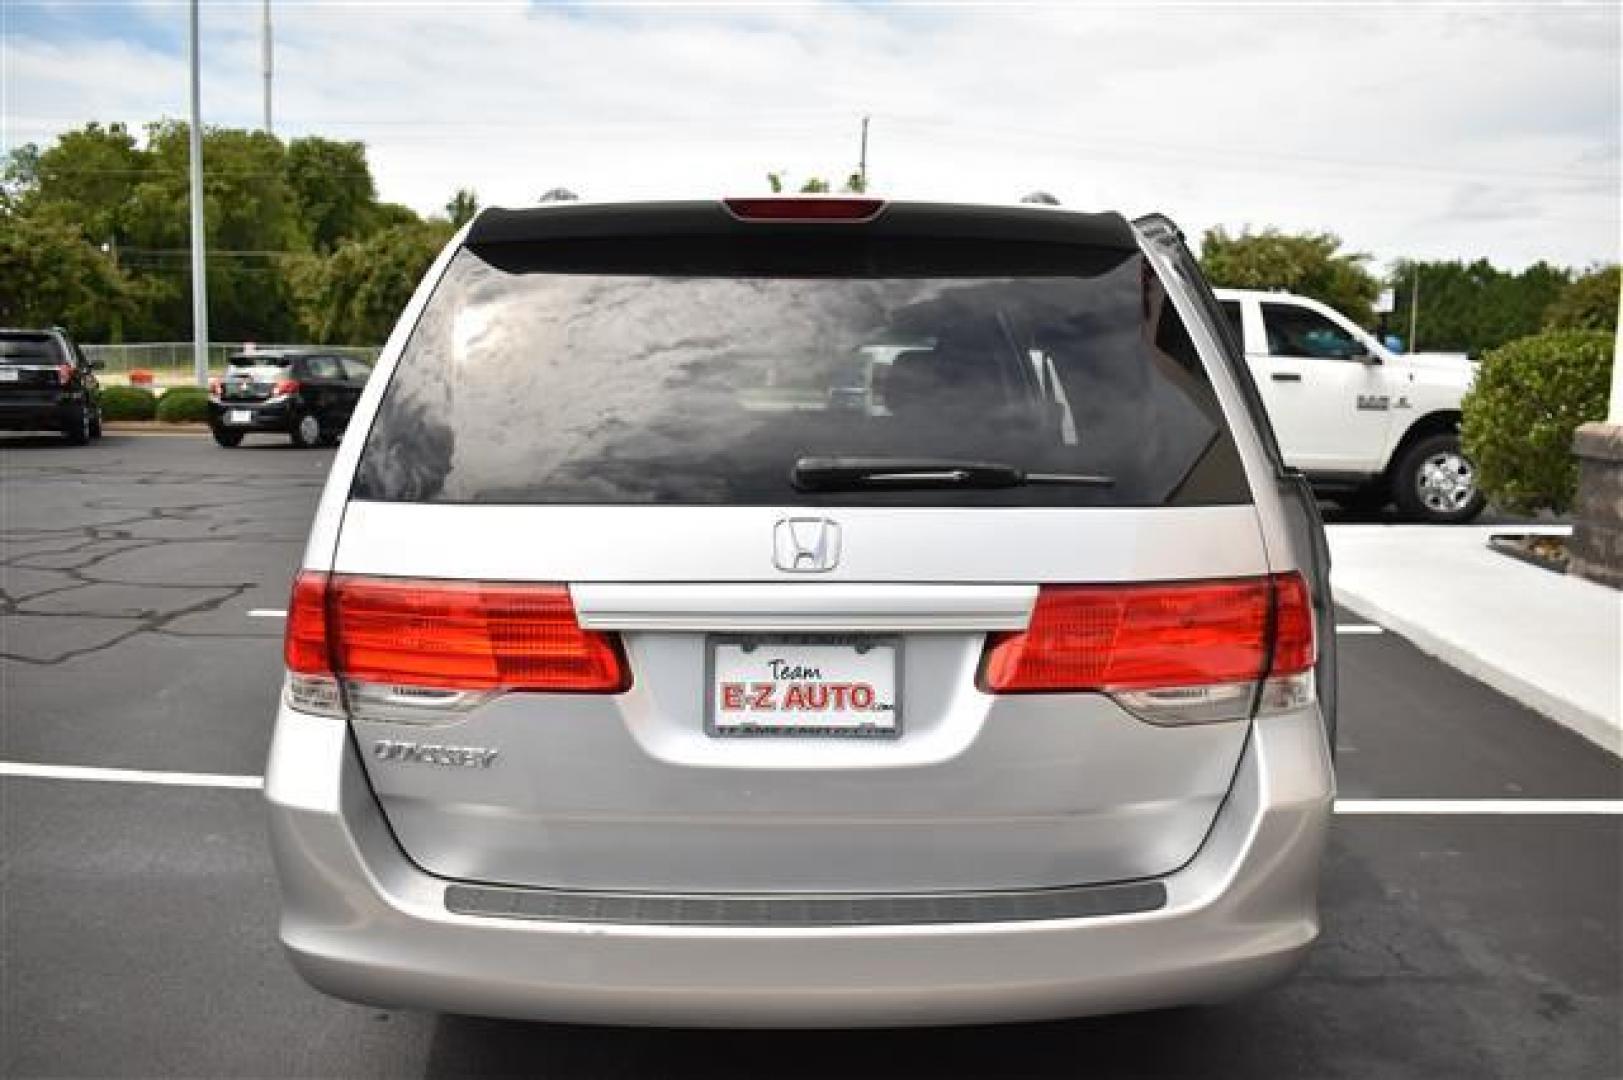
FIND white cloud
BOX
[4,1,1618,270]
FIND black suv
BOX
[208,351,372,448]
[0,328,104,444]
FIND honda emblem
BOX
[773,518,841,573]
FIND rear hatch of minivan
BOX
[303,200,1293,895]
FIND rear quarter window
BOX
[354,238,1251,508]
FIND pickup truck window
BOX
[1218,301,1245,351]
[1261,302,1365,360]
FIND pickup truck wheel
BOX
[1393,433,1486,524]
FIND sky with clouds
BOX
[3,0,1619,272]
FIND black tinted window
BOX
[0,334,64,365]
[1261,302,1365,360]
[1219,301,1245,351]
[355,242,1249,507]
[302,356,344,380]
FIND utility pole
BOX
[261,0,273,134]
[1408,265,1421,354]
[188,0,209,387]
[858,115,870,192]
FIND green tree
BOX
[1200,227,1381,326]
[445,188,480,228]
[284,136,378,252]
[1387,259,1570,355]
[3,143,42,201]
[0,208,132,339]
[371,201,422,230]
[766,171,834,194]
[123,122,305,341]
[1544,266,1620,333]
[294,221,453,344]
[18,123,145,248]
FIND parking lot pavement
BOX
[3,433,1620,1079]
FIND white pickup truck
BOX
[1215,288,1484,523]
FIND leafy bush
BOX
[154,386,211,423]
[98,385,156,421]
[1461,330,1613,514]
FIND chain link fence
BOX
[83,343,381,386]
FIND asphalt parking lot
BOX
[2,433,1619,1080]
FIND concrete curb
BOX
[103,422,209,434]
[1332,582,1622,760]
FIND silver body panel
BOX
[267,207,1337,1024]
[266,704,1332,1027]
[353,674,1248,892]
[334,504,1267,893]
[334,503,1270,584]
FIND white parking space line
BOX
[1335,799,1621,815]
[0,761,262,790]
[247,609,287,618]
[2,762,1617,814]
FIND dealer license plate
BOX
[708,636,900,739]
[227,409,253,425]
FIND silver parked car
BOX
[266,198,1337,1028]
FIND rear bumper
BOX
[0,397,74,430]
[265,706,1333,1028]
[209,400,293,431]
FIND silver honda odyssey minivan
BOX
[266,198,1337,1028]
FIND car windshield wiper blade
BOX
[790,456,1114,492]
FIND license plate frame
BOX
[0,369,19,382]
[705,633,903,740]
[227,409,253,425]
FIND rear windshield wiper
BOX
[790,456,1115,493]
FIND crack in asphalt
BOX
[0,581,258,665]
[2,449,327,664]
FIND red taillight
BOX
[284,571,332,675]
[979,574,1314,694]
[283,573,629,693]
[56,363,74,385]
[273,378,300,396]
[208,377,222,397]
[723,197,885,222]
[1269,572,1316,676]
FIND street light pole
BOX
[261,0,273,134]
[188,0,209,387]
[858,116,869,192]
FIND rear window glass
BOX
[228,356,292,369]
[354,239,1250,507]
[0,334,63,365]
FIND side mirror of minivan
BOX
[1354,350,1380,366]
